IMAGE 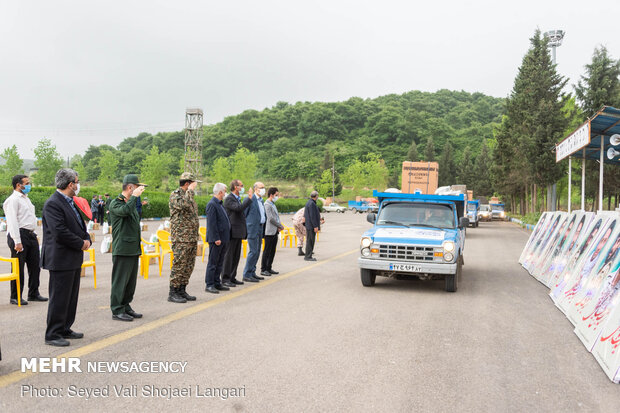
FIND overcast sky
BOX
[1,0,619,160]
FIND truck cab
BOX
[358,191,469,292]
[490,203,506,221]
[466,200,480,228]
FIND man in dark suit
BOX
[205,183,231,294]
[41,169,91,347]
[221,179,253,287]
[242,181,266,282]
[304,191,321,261]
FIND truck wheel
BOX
[445,260,461,292]
[361,269,376,286]
[475,221,479,228]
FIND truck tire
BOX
[475,221,479,228]
[445,260,461,292]
[361,269,376,286]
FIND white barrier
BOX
[519,210,620,383]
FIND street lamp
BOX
[544,29,565,212]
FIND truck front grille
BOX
[377,244,435,261]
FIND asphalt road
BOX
[0,213,619,412]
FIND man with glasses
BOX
[41,169,91,346]
[242,182,267,282]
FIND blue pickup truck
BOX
[358,191,469,292]
[466,199,480,228]
[348,200,379,213]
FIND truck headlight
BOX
[444,252,454,262]
[443,241,455,252]
[361,248,371,257]
[361,237,371,248]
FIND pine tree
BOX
[438,142,456,186]
[458,146,474,188]
[424,137,435,162]
[406,141,419,162]
[575,46,620,117]
[474,140,493,196]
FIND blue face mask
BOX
[22,184,31,194]
[239,187,245,195]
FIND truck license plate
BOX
[389,263,422,272]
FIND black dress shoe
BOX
[62,331,84,339]
[126,309,143,319]
[45,338,70,347]
[269,270,279,275]
[260,271,272,276]
[254,274,265,280]
[243,277,258,283]
[304,257,317,261]
[214,284,230,291]
[205,286,220,294]
[223,281,237,287]
[10,298,28,305]
[27,294,48,302]
[231,279,244,285]
[112,313,134,322]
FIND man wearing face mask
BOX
[108,174,146,321]
[221,179,253,288]
[3,174,47,305]
[41,169,91,346]
[261,187,284,276]
[242,182,267,282]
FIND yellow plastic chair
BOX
[242,238,265,258]
[156,229,174,274]
[199,227,208,262]
[0,257,21,307]
[280,226,297,248]
[140,238,161,279]
[81,248,97,289]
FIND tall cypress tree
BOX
[495,29,568,210]
[438,142,457,186]
[474,140,493,196]
[458,146,474,188]
[575,46,620,117]
[406,141,419,162]
[424,137,436,162]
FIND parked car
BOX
[322,202,346,213]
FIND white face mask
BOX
[273,196,279,202]
[239,187,245,195]
[74,183,80,196]
[258,188,266,197]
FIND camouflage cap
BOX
[180,172,202,183]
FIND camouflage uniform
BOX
[292,208,306,248]
[169,186,200,288]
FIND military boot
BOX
[168,286,187,303]
[180,285,196,301]
[298,247,305,256]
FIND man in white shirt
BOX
[3,175,47,305]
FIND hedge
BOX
[0,186,321,218]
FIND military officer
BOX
[108,174,146,321]
[168,172,201,303]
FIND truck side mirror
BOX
[459,217,469,228]
[367,213,376,224]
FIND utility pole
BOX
[332,156,335,200]
[544,29,565,212]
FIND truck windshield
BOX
[377,203,455,229]
[467,204,477,211]
[491,204,504,211]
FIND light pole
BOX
[544,29,565,212]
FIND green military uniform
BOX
[109,188,142,316]
[169,185,200,288]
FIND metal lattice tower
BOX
[184,108,203,178]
